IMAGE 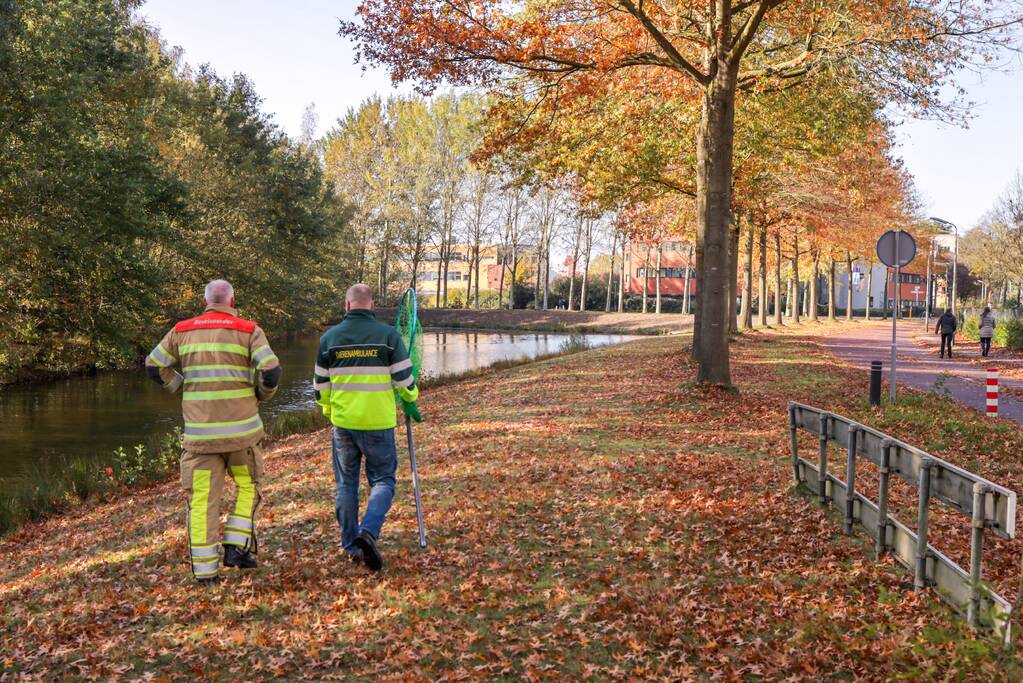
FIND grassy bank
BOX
[3,328,1023,678]
[375,306,689,336]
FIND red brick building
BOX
[626,240,695,296]
[885,266,929,309]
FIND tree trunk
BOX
[542,239,551,310]
[379,226,390,306]
[474,245,481,309]
[435,257,442,308]
[617,237,626,313]
[580,219,592,311]
[510,251,519,309]
[497,253,506,309]
[828,257,837,321]
[757,228,767,327]
[882,267,890,320]
[605,231,617,313]
[442,247,450,308]
[692,64,738,384]
[728,218,740,334]
[865,261,873,320]
[774,232,783,325]
[845,252,853,321]
[465,253,473,309]
[809,251,819,323]
[683,243,693,315]
[791,234,800,323]
[534,246,543,311]
[642,244,651,314]
[655,244,662,314]
[786,278,794,319]
[741,224,754,330]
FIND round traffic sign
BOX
[876,230,916,268]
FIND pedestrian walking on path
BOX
[935,308,958,358]
[314,284,422,572]
[145,280,281,584]
[980,306,997,357]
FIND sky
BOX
[139,0,1023,233]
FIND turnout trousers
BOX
[180,445,264,579]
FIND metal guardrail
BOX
[788,401,1018,634]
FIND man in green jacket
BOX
[313,284,421,571]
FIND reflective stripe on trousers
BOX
[188,470,220,578]
[190,543,219,578]
[223,465,258,549]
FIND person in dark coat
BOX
[934,308,957,359]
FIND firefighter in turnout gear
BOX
[146,280,281,584]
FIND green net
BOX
[395,288,422,383]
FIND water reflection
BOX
[0,330,634,478]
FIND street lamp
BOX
[929,217,958,316]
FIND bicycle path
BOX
[822,320,1023,426]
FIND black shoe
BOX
[347,551,363,564]
[223,545,258,569]
[196,576,221,586]
[353,530,383,571]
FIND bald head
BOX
[345,283,374,312]
[204,279,235,307]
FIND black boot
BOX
[196,575,221,586]
[224,545,258,569]
[353,530,383,571]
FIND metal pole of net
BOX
[395,288,426,547]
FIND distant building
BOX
[625,240,695,296]
[833,260,931,312]
[407,244,537,300]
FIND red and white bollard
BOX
[986,368,999,418]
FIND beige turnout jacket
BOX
[146,304,280,453]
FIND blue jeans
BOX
[331,427,397,553]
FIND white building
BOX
[833,260,894,311]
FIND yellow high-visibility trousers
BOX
[180,445,263,578]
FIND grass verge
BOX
[3,328,1023,678]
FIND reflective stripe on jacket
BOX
[314,309,419,430]
[145,305,280,453]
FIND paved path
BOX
[823,320,1023,425]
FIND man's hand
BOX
[401,399,423,423]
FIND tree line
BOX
[343,0,1023,385]
[0,0,352,383]
[963,172,1023,307]
[320,94,623,311]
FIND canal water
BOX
[0,330,634,479]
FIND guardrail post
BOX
[876,440,893,558]
[789,404,800,485]
[818,413,829,506]
[968,482,989,626]
[844,425,859,534]
[915,458,934,592]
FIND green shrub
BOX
[962,317,980,341]
[0,428,182,537]
[998,318,1023,350]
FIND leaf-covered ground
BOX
[3,326,1023,680]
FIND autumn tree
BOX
[342,0,1023,384]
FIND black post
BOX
[870,361,882,407]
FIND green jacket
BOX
[314,309,419,430]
